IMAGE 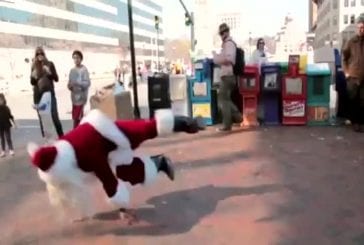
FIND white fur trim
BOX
[140,156,158,185]
[155,109,175,136]
[108,181,130,208]
[27,142,40,157]
[37,140,88,187]
[80,109,131,149]
[108,148,134,171]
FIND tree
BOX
[164,39,191,62]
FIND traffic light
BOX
[154,15,159,30]
[185,13,191,26]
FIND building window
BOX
[362,0,364,5]
[345,0,349,7]
[332,33,338,41]
[351,0,356,6]
[351,14,356,24]
[344,15,349,24]
[333,16,338,25]
[333,0,338,9]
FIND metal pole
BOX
[127,0,140,118]
[249,32,252,57]
[157,28,160,72]
[178,0,190,16]
[190,12,195,75]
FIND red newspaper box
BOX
[282,58,307,125]
[239,65,260,126]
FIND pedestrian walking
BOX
[213,23,242,131]
[68,50,91,128]
[0,93,15,157]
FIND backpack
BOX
[226,40,245,76]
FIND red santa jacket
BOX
[27,109,175,207]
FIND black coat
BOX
[30,61,58,104]
[0,105,14,130]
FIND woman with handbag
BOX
[30,47,64,137]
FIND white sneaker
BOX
[9,150,14,156]
[0,152,5,158]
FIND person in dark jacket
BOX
[342,17,364,131]
[0,93,15,157]
[31,47,64,137]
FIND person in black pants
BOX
[0,93,15,157]
[31,47,64,137]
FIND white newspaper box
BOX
[169,74,189,116]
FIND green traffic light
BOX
[154,15,159,30]
[185,13,191,26]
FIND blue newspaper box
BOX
[188,58,218,125]
[334,49,349,120]
[260,63,281,125]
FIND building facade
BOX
[194,0,214,57]
[274,14,308,60]
[216,12,243,46]
[309,0,318,32]
[313,0,364,49]
[0,0,163,81]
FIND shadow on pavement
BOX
[249,126,364,245]
[144,127,259,148]
[91,184,283,236]
[0,150,44,218]
[174,150,250,170]
[0,119,73,219]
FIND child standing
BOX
[0,93,15,157]
[68,50,91,128]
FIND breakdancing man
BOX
[27,109,205,221]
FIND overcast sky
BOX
[162,0,308,39]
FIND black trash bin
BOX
[148,73,171,118]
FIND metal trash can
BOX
[148,73,171,118]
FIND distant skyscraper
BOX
[217,12,243,45]
[194,0,214,56]
[275,14,307,58]
[309,0,318,32]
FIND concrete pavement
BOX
[1,124,364,244]
[2,77,364,244]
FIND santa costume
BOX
[27,109,205,212]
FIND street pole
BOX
[127,0,140,119]
[249,32,252,58]
[190,12,195,75]
[157,27,160,72]
[178,0,195,75]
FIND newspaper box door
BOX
[283,100,305,117]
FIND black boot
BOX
[173,115,206,134]
[151,155,175,181]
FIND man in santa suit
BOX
[27,109,205,220]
